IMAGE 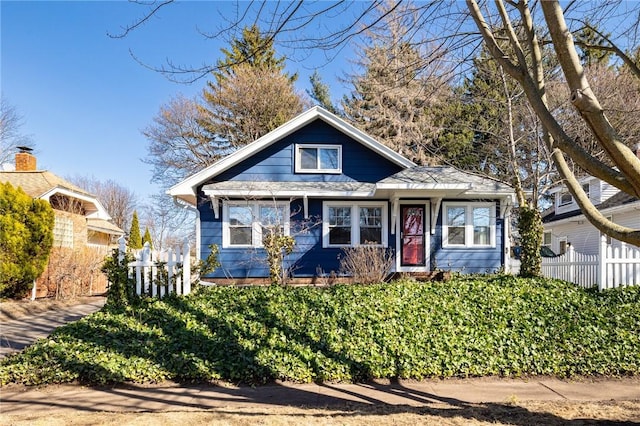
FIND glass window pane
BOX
[229,206,252,226]
[230,227,252,245]
[319,148,339,169]
[329,227,351,245]
[360,227,382,244]
[360,207,381,226]
[473,226,490,245]
[472,207,490,245]
[300,148,317,169]
[260,205,284,227]
[472,207,490,227]
[447,207,466,227]
[449,226,465,245]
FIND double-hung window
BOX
[295,144,342,173]
[223,201,290,248]
[442,202,495,248]
[323,202,387,247]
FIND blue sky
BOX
[1,1,353,200]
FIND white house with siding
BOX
[542,175,640,256]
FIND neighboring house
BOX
[0,149,124,296]
[169,107,515,283]
[542,168,640,256]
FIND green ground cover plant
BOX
[1,276,639,386]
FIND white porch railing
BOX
[541,236,640,290]
[117,238,192,297]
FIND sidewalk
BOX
[0,298,105,359]
[1,377,639,414]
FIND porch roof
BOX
[202,181,376,198]
[202,166,514,200]
[377,166,512,193]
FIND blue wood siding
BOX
[211,119,403,183]
[199,196,506,279]
[430,200,504,274]
[199,197,395,279]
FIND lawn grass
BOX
[1,275,639,386]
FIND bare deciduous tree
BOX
[143,94,219,188]
[199,63,308,148]
[0,98,34,166]
[67,175,137,231]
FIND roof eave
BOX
[168,106,416,199]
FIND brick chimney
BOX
[15,146,36,171]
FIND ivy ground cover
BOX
[1,276,639,386]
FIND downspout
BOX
[173,197,201,262]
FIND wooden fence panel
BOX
[117,239,192,298]
[541,237,640,290]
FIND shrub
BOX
[1,277,638,386]
[0,182,54,298]
[101,248,136,308]
[40,247,108,299]
[339,243,394,284]
[263,231,295,285]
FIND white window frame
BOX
[542,231,552,249]
[295,144,342,174]
[322,201,388,248]
[442,202,496,248]
[558,192,573,206]
[222,200,290,248]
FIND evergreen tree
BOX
[0,182,54,298]
[342,4,452,165]
[214,24,297,83]
[199,25,306,148]
[128,211,142,249]
[142,227,153,250]
[307,71,339,115]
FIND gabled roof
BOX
[543,190,640,224]
[0,170,112,220]
[169,106,416,205]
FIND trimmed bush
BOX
[1,276,638,385]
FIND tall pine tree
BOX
[342,3,452,165]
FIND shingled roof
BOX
[0,170,91,198]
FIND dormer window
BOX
[295,144,341,173]
[559,192,573,206]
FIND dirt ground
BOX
[1,400,639,426]
[0,296,104,322]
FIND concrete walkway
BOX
[0,298,105,359]
[1,377,639,414]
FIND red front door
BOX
[401,206,425,266]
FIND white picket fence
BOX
[117,238,192,297]
[541,236,640,290]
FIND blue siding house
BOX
[169,107,515,282]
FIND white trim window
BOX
[442,202,496,248]
[223,201,290,248]
[542,231,552,249]
[295,144,342,173]
[322,201,387,248]
[558,192,573,206]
